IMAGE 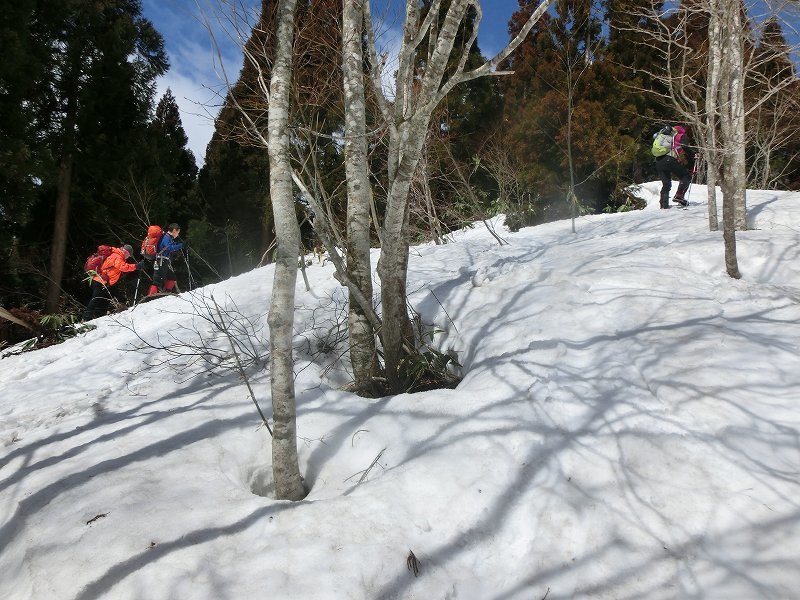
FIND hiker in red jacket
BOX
[83,245,143,320]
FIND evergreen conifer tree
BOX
[147,89,201,229]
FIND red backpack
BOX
[141,225,164,260]
[84,245,114,274]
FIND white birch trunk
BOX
[717,0,742,279]
[378,1,471,386]
[342,0,377,387]
[727,3,748,231]
[705,2,722,231]
[365,0,553,388]
[267,0,305,500]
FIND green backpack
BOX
[651,126,674,157]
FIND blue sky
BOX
[140,0,526,164]
[139,0,800,165]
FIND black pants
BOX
[152,256,176,290]
[83,280,115,321]
[655,156,691,208]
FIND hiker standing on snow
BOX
[147,223,184,296]
[83,244,143,320]
[653,125,694,209]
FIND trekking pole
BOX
[133,264,156,304]
[183,249,195,291]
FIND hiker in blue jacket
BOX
[147,223,184,296]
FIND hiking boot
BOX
[672,197,688,207]
[660,204,670,210]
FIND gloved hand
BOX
[135,261,145,270]
[677,153,688,166]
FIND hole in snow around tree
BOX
[248,464,275,498]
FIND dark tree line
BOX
[198,0,798,268]
[1,0,797,317]
[0,0,199,314]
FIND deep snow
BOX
[1,183,799,599]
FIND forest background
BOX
[1,0,798,330]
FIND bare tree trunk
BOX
[726,2,748,232]
[46,72,79,315]
[705,159,720,231]
[718,0,742,279]
[363,0,553,389]
[267,0,305,501]
[379,144,420,388]
[291,173,383,332]
[720,157,742,279]
[567,71,577,234]
[342,0,377,387]
[46,153,73,314]
[705,1,722,231]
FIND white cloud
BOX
[161,36,243,165]
[149,0,255,165]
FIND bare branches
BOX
[363,0,399,133]
[210,295,272,435]
[121,292,267,378]
[344,447,386,484]
[436,0,554,103]
[120,292,272,432]
[107,167,155,231]
[291,172,384,335]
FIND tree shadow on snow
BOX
[368,266,800,598]
[0,372,262,559]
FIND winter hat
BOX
[121,244,133,259]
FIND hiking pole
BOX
[133,265,156,304]
[183,249,195,291]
